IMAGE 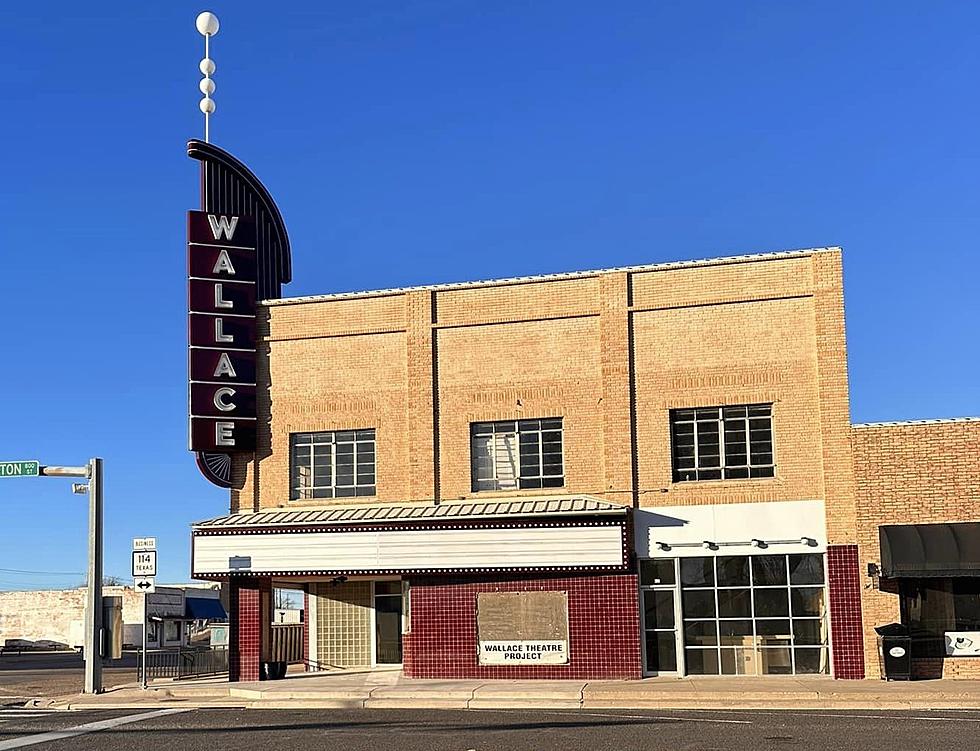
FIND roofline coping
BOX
[853,417,980,428]
[260,246,841,307]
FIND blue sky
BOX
[0,1,977,589]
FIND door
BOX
[373,581,403,665]
[639,559,681,675]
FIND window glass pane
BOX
[791,587,826,618]
[697,421,721,467]
[717,589,752,618]
[760,647,793,674]
[518,419,541,431]
[644,590,675,630]
[718,619,754,641]
[755,619,792,639]
[645,632,677,673]
[640,559,676,586]
[541,476,563,488]
[752,556,788,585]
[685,648,719,675]
[792,619,826,645]
[794,648,828,674]
[750,466,775,478]
[673,409,696,421]
[682,590,716,619]
[748,404,771,417]
[723,406,747,419]
[540,418,563,431]
[789,554,824,585]
[334,430,354,442]
[717,557,750,587]
[754,589,790,617]
[681,558,715,587]
[683,620,718,647]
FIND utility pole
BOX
[36,459,104,694]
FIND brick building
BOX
[189,245,979,682]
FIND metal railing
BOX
[271,623,305,664]
[141,645,229,681]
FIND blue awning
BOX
[185,596,227,620]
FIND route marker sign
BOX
[133,537,156,551]
[132,550,157,577]
[0,461,40,478]
[135,577,156,594]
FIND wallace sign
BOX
[188,210,258,452]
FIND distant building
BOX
[0,584,225,650]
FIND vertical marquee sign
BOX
[186,139,292,487]
[188,211,258,452]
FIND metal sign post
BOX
[2,459,106,694]
[132,536,157,690]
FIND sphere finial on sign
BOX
[196,12,220,37]
[195,12,220,142]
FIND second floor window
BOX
[471,418,564,491]
[290,429,376,500]
[671,404,774,482]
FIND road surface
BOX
[4,707,980,750]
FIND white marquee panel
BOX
[193,525,625,574]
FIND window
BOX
[471,419,563,491]
[671,404,775,482]
[290,429,376,500]
[901,579,980,657]
[679,554,829,675]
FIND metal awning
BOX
[193,495,628,530]
[880,522,980,578]
[185,596,227,621]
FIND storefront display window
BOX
[677,553,829,675]
[901,578,980,656]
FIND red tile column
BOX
[302,589,310,672]
[229,577,272,682]
[828,544,866,679]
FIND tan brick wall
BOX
[854,420,980,677]
[236,249,854,543]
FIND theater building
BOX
[184,141,978,683]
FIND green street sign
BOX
[0,461,40,478]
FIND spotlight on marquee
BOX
[196,11,220,142]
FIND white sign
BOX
[133,537,156,551]
[946,631,980,656]
[132,550,157,577]
[134,577,156,594]
[478,640,569,665]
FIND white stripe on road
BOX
[491,709,752,725]
[0,708,193,750]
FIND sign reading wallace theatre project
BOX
[188,211,258,452]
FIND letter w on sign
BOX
[208,214,239,241]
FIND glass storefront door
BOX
[373,581,403,665]
[640,559,681,674]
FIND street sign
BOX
[134,577,155,594]
[132,550,157,577]
[132,537,156,551]
[0,461,39,478]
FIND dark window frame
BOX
[290,429,377,500]
[470,418,564,492]
[670,404,775,482]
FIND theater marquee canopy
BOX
[191,496,630,579]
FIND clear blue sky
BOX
[0,1,977,590]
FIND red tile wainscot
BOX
[403,573,642,680]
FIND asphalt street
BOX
[3,707,980,750]
[0,653,137,702]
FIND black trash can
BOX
[261,661,287,680]
[875,623,912,680]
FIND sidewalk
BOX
[45,669,980,711]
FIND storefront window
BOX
[901,579,980,656]
[680,553,829,675]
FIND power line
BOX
[0,567,84,576]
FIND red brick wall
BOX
[828,545,865,679]
[403,573,641,680]
[229,578,271,682]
